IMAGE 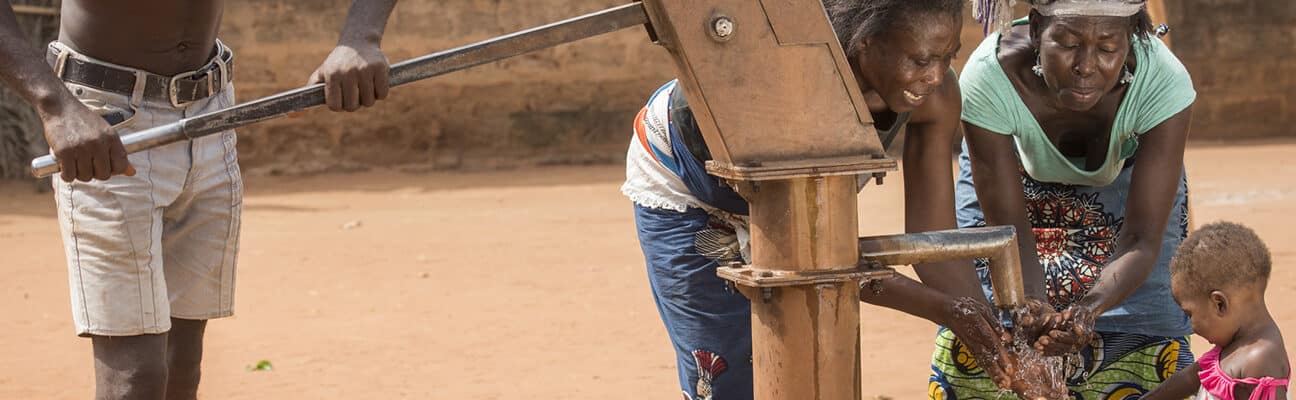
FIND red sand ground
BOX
[1,142,1293,399]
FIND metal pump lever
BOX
[32,2,650,178]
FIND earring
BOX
[1119,65,1134,85]
[1032,54,1045,78]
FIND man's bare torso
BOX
[58,0,224,76]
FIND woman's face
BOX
[1033,15,1133,111]
[856,12,962,113]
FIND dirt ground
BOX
[1,142,1294,399]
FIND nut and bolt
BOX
[713,17,734,37]
[710,16,735,42]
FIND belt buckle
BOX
[51,45,70,79]
[168,69,214,108]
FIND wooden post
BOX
[640,1,885,398]
[741,176,863,400]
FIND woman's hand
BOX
[1002,350,1068,400]
[1002,300,1071,400]
[1033,304,1096,357]
[1012,298,1060,343]
[943,297,1016,389]
[1010,297,1095,356]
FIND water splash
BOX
[1005,306,1067,399]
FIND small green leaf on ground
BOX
[245,360,274,372]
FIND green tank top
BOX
[959,19,1196,186]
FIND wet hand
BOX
[1004,354,1067,400]
[1033,305,1096,357]
[943,297,1015,389]
[42,99,134,182]
[309,43,391,112]
[999,334,1068,400]
[1013,297,1062,342]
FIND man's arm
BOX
[0,1,131,182]
[309,0,399,112]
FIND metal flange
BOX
[716,262,895,289]
[704,157,896,181]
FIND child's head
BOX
[1169,221,1272,346]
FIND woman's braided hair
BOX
[824,0,964,58]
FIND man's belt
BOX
[47,44,234,108]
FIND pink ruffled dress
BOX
[1196,347,1290,400]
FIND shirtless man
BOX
[0,1,397,399]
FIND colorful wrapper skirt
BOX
[929,327,1193,399]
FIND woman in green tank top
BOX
[929,0,1199,398]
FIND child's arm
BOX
[1140,362,1200,400]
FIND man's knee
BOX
[92,334,169,398]
[166,318,207,379]
[166,319,207,359]
[92,333,168,371]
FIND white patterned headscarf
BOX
[1033,0,1146,16]
[971,0,1147,33]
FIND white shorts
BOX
[51,42,243,337]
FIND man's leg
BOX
[164,318,207,400]
[89,318,205,400]
[92,334,168,400]
[57,113,180,400]
[154,90,242,399]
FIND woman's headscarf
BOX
[972,0,1147,33]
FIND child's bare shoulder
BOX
[1226,339,1290,380]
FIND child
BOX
[1144,222,1289,400]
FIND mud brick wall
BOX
[1164,0,1296,140]
[227,0,1296,174]
[6,2,1291,178]
[219,0,674,174]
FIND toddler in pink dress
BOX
[1143,222,1289,400]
